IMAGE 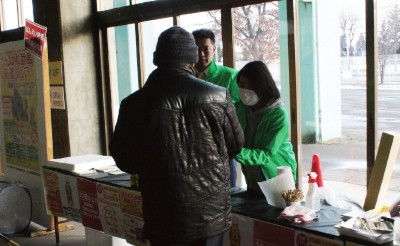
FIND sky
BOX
[338,0,399,23]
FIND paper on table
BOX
[277,166,292,175]
[47,154,116,173]
[258,167,296,209]
[335,217,394,244]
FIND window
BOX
[377,1,400,202]
[98,0,400,206]
[141,18,173,81]
[0,0,33,31]
[107,24,139,124]
[180,11,221,65]
[296,1,368,204]
[98,0,155,11]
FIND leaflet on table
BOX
[222,213,344,246]
[97,183,124,237]
[223,213,255,245]
[294,231,344,246]
[335,217,393,244]
[119,188,147,245]
[42,169,64,217]
[58,173,81,222]
[77,178,102,231]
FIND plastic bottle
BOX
[305,172,320,211]
[394,212,400,245]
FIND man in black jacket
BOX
[109,26,244,246]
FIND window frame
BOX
[0,0,29,31]
[96,0,378,189]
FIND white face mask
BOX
[239,88,260,106]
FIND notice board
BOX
[0,40,53,228]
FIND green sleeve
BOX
[226,73,239,105]
[206,61,240,104]
[235,108,288,166]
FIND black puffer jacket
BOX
[110,66,244,243]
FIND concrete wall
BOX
[59,0,102,155]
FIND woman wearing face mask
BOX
[235,61,297,196]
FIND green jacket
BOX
[205,60,239,104]
[235,102,297,181]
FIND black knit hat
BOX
[153,26,198,66]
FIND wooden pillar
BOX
[221,7,235,68]
[32,0,71,158]
[287,0,302,189]
[365,0,377,187]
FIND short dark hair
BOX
[237,61,280,106]
[192,29,215,44]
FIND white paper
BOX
[258,168,296,209]
[277,166,292,175]
[47,154,115,173]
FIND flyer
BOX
[97,183,123,237]
[77,178,102,231]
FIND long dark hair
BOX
[237,61,280,106]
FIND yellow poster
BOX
[0,50,40,171]
[49,61,63,85]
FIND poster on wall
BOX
[50,86,65,109]
[48,61,63,85]
[24,19,47,58]
[0,50,41,171]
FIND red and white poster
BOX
[294,231,344,246]
[42,169,64,216]
[254,219,295,245]
[120,188,147,245]
[97,183,123,237]
[223,213,255,246]
[120,188,143,218]
[24,19,47,57]
[77,178,102,231]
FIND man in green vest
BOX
[192,29,240,189]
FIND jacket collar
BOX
[157,64,195,75]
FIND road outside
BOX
[301,84,400,206]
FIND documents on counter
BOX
[46,154,124,175]
[335,216,394,244]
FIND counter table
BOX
[42,166,393,246]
